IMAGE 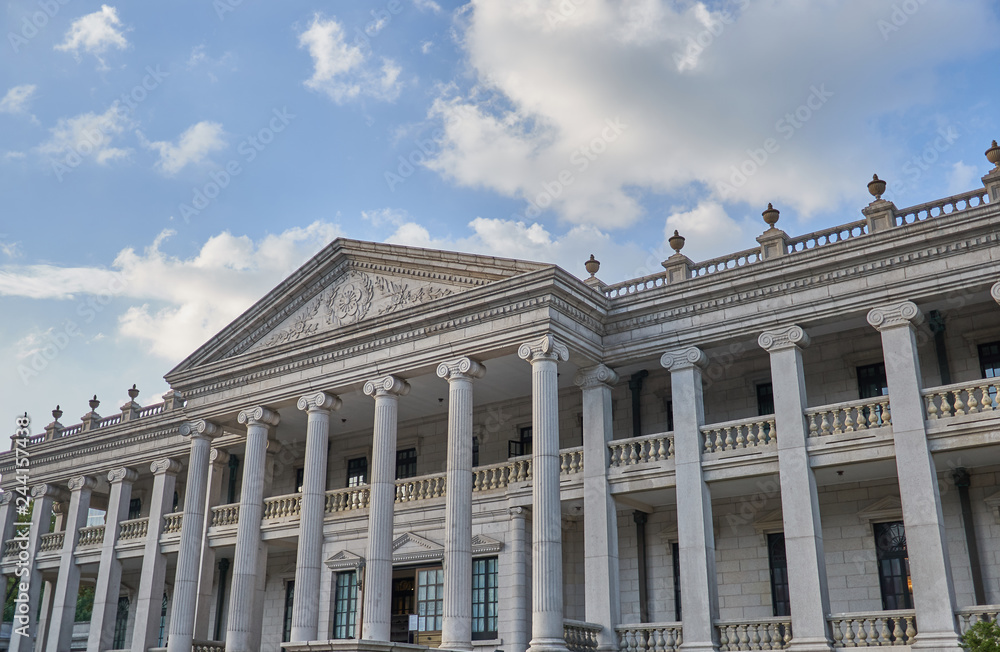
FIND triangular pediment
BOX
[857,496,903,524]
[169,238,549,372]
[393,532,444,563]
[325,550,365,571]
[471,534,503,555]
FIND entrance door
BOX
[415,567,444,647]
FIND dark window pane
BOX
[347,457,368,487]
[113,596,130,649]
[333,572,358,639]
[756,383,775,416]
[671,542,682,622]
[472,557,498,639]
[282,580,295,642]
[857,363,889,399]
[767,533,790,617]
[396,448,417,480]
[127,498,142,520]
[980,341,1000,378]
[874,521,913,611]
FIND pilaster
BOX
[194,447,230,639]
[47,474,97,652]
[506,506,531,652]
[867,302,960,650]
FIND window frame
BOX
[395,447,418,480]
[346,457,368,488]
[766,532,790,618]
[332,571,358,639]
[472,556,499,640]
[873,521,913,611]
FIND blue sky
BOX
[2,0,999,432]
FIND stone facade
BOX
[3,155,1000,652]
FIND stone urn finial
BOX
[668,230,685,255]
[52,405,63,421]
[89,395,100,411]
[987,140,1000,168]
[868,174,887,200]
[762,203,780,228]
[584,254,601,278]
[128,384,139,400]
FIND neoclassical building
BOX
[3,144,1000,652]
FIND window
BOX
[113,596,130,649]
[127,498,142,520]
[172,491,179,512]
[980,341,1000,378]
[333,572,358,639]
[157,592,168,647]
[671,542,681,622]
[282,580,295,642]
[873,521,913,610]
[472,557,498,640]
[227,455,240,504]
[666,400,674,432]
[756,383,775,416]
[857,362,889,399]
[416,568,444,633]
[347,457,368,487]
[509,426,532,457]
[767,533,790,617]
[295,467,304,493]
[396,448,417,480]
[472,436,480,468]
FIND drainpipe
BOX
[633,511,649,623]
[928,310,952,385]
[953,469,986,604]
[629,371,649,438]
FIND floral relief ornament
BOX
[328,271,375,325]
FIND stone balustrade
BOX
[692,246,763,278]
[715,618,790,650]
[396,473,446,502]
[118,517,148,541]
[923,380,999,419]
[805,398,891,437]
[563,619,602,652]
[76,524,105,548]
[560,447,584,474]
[472,458,531,491]
[94,414,122,429]
[162,512,183,534]
[828,610,916,647]
[616,622,683,652]
[191,642,225,652]
[956,605,1000,635]
[2,538,19,557]
[785,219,867,253]
[262,493,300,520]
[39,532,64,552]
[211,504,240,527]
[701,417,776,454]
[324,487,370,513]
[609,432,674,467]
[894,188,989,226]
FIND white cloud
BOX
[664,201,758,262]
[362,208,410,227]
[946,160,979,195]
[298,14,403,103]
[413,0,442,13]
[421,41,434,54]
[0,241,23,258]
[0,85,38,121]
[37,106,131,164]
[55,5,128,68]
[140,121,226,175]
[4,151,26,160]
[423,0,999,228]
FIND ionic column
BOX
[291,392,341,642]
[660,347,717,652]
[0,491,17,593]
[992,280,1000,307]
[167,420,220,652]
[87,467,138,652]
[506,507,530,652]
[867,302,960,650]
[361,375,410,642]
[438,357,487,651]
[575,364,621,652]
[226,406,280,652]
[46,474,96,652]
[518,334,570,652]
[7,484,66,652]
[194,447,230,640]
[758,327,832,652]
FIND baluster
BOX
[830,408,843,434]
[954,391,966,415]
[881,400,891,426]
[704,431,714,454]
[717,626,729,651]
[903,617,915,645]
[657,436,668,461]
[820,411,831,435]
[843,619,855,647]
[725,427,736,451]
[843,407,855,432]
[891,616,904,646]
[879,616,892,646]
[857,617,869,647]
[967,387,980,413]
[808,413,819,437]
[738,623,750,651]
[735,425,746,449]
[747,423,759,448]
[668,436,675,458]
[653,627,665,652]
[831,620,844,647]
[926,395,939,419]
[750,623,760,650]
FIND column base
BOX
[787,636,834,652]
[438,640,473,652]
[911,631,962,652]
[528,637,570,652]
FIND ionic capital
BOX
[209,448,230,466]
[67,475,97,492]
[0,491,13,506]
[237,406,280,428]
[297,391,342,413]
[758,325,811,352]
[574,363,620,389]
[179,419,220,440]
[660,346,709,372]
[32,483,69,500]
[107,467,139,485]
[517,334,569,365]
[436,357,486,382]
[991,280,1000,306]
[150,458,182,476]
[867,301,924,331]
[363,375,411,398]
[509,506,528,520]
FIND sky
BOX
[1,0,999,434]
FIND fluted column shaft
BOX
[133,458,180,652]
[506,507,530,652]
[661,347,717,652]
[576,364,621,652]
[8,485,65,652]
[759,327,832,652]
[167,421,219,652]
[0,492,17,596]
[194,448,229,640]
[291,392,341,642]
[519,335,570,652]
[362,375,410,642]
[47,475,96,652]
[438,358,486,651]
[87,468,137,652]
[868,302,960,650]
[226,406,280,652]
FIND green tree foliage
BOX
[961,620,1000,652]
